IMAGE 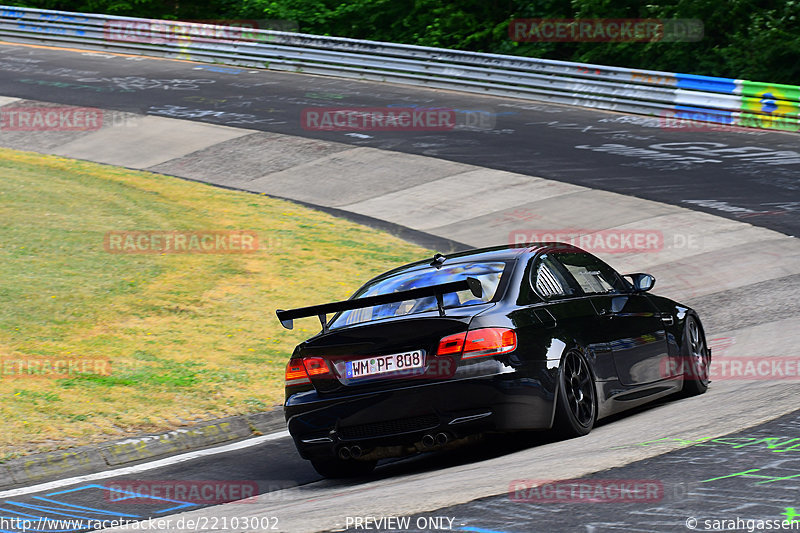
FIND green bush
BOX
[9,0,798,84]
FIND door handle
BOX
[599,309,617,318]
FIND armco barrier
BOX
[0,5,797,132]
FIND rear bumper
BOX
[285,369,557,460]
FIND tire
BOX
[310,457,377,479]
[553,347,597,438]
[680,315,710,396]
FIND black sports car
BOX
[277,243,710,478]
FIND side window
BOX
[530,254,580,300]
[552,252,626,295]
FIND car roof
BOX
[364,242,586,285]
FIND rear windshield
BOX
[329,261,508,329]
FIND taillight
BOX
[437,332,466,356]
[437,328,516,359]
[463,328,517,358]
[285,358,310,387]
[303,356,331,377]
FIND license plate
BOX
[345,350,424,378]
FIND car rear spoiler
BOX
[276,277,483,332]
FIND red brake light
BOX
[303,356,331,376]
[285,358,310,386]
[463,328,516,358]
[437,332,466,356]
[436,328,517,359]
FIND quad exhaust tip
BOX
[340,434,451,457]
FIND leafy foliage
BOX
[9,0,799,84]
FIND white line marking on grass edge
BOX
[0,430,289,499]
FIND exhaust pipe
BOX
[435,432,449,446]
[338,446,352,460]
[350,445,363,458]
[421,434,435,448]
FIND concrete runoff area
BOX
[0,99,119,152]
[340,169,583,231]
[245,147,475,207]
[149,132,354,188]
[50,116,250,169]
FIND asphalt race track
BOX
[0,41,799,533]
[366,410,800,533]
[0,43,797,237]
[4,411,800,533]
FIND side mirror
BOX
[624,273,656,292]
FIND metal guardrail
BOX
[0,5,797,132]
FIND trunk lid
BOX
[297,306,491,393]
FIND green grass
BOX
[0,147,429,458]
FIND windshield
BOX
[329,261,508,329]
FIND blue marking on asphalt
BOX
[30,496,138,517]
[459,527,509,533]
[3,501,101,520]
[0,508,39,517]
[100,489,194,514]
[48,484,194,514]
[0,483,200,531]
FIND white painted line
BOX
[0,430,290,499]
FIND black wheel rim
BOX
[688,318,709,383]
[564,351,595,427]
